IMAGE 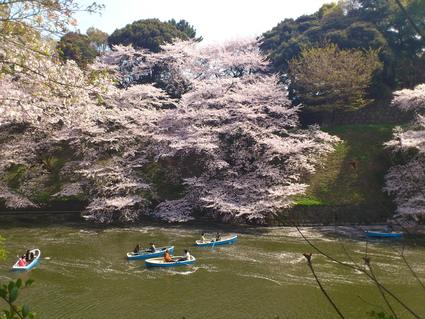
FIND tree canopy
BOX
[108,19,199,52]
[288,44,382,108]
[0,39,338,224]
[0,0,102,88]
[385,83,425,226]
[261,0,425,98]
[168,19,203,41]
[86,27,109,53]
[57,32,98,68]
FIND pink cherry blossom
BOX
[0,39,338,224]
[385,84,425,225]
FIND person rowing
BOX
[163,249,173,262]
[176,250,191,261]
[133,244,141,254]
[146,242,156,253]
[201,233,207,243]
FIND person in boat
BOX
[386,224,393,233]
[29,251,35,262]
[133,244,141,254]
[25,250,31,262]
[18,257,27,267]
[163,249,173,262]
[215,232,221,241]
[147,243,156,253]
[177,250,191,261]
[201,233,207,243]
[177,249,191,261]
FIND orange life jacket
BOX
[164,251,172,262]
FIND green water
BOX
[0,214,424,319]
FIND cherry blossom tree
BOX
[0,38,338,224]
[385,84,425,226]
[0,0,103,89]
[93,40,339,223]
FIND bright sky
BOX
[75,0,332,43]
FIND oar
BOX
[211,237,216,250]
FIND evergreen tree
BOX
[57,32,98,68]
[108,19,189,52]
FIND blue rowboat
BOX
[365,231,403,238]
[11,249,41,272]
[145,256,196,268]
[195,234,238,247]
[126,246,174,260]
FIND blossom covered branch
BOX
[0,39,338,223]
[385,84,425,225]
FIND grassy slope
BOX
[281,124,397,225]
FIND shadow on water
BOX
[0,211,271,236]
[1,211,424,244]
[0,211,85,229]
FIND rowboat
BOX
[126,246,174,260]
[11,249,41,271]
[145,256,196,267]
[365,231,403,238]
[195,234,238,247]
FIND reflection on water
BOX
[0,213,424,319]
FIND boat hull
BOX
[145,256,196,267]
[195,235,238,247]
[365,231,403,238]
[127,246,174,260]
[11,249,41,271]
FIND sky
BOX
[75,0,332,43]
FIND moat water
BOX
[0,213,424,319]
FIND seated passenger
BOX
[201,233,206,243]
[177,250,191,261]
[163,249,173,262]
[147,243,156,253]
[18,257,27,267]
[25,250,30,262]
[29,252,35,262]
[215,232,221,241]
[133,244,141,254]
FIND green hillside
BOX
[280,124,397,225]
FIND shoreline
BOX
[0,209,406,226]
[0,209,392,226]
